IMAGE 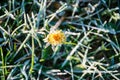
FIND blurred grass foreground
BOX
[0,0,120,80]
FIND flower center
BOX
[53,34,61,41]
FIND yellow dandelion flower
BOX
[44,30,66,45]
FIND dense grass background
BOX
[0,0,120,80]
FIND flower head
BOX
[44,30,66,45]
